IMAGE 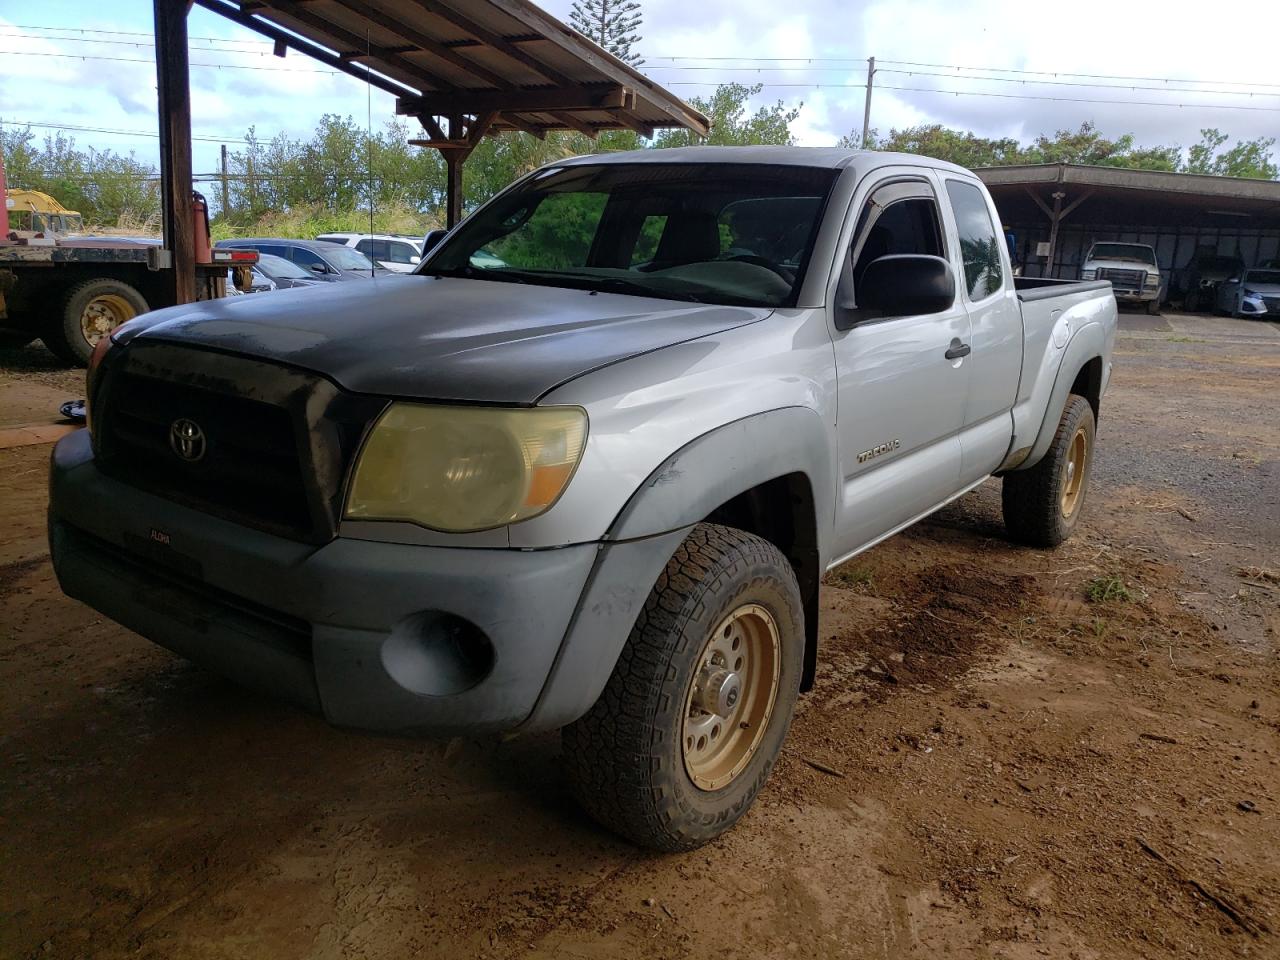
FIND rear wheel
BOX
[562,523,804,851]
[1002,394,1096,548]
[44,278,148,366]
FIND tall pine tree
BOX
[569,0,643,65]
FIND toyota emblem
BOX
[169,418,207,462]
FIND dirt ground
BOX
[1,313,1277,960]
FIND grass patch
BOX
[831,565,875,590]
[1086,576,1133,604]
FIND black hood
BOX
[126,275,771,404]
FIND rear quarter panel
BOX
[1009,287,1117,469]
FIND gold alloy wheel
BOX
[80,294,137,347]
[682,603,781,791]
[1060,425,1089,518]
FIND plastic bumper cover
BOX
[48,430,679,734]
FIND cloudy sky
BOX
[1,0,1277,178]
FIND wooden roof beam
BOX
[194,0,417,98]
[398,85,627,117]
[326,0,511,90]
[407,0,572,86]
[253,0,453,91]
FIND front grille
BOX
[94,342,387,543]
[1097,268,1145,294]
[1262,296,1280,314]
[101,371,312,535]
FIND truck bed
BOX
[0,238,155,265]
[1013,276,1113,302]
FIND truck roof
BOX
[557,146,977,177]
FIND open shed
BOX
[154,0,709,302]
[976,163,1280,297]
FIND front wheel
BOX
[1145,298,1160,316]
[1002,394,1096,548]
[562,523,804,851]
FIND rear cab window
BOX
[944,180,1005,301]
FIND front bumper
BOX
[49,430,682,734]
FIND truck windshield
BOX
[1089,243,1155,264]
[423,163,840,308]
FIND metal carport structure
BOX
[153,0,709,304]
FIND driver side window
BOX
[850,192,945,288]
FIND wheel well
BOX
[703,473,821,692]
[1070,357,1103,421]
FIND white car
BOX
[1080,242,1162,314]
[315,233,423,273]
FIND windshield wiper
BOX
[570,275,705,303]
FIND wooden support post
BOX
[444,151,469,229]
[1045,191,1064,279]
[154,0,196,305]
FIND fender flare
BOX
[1017,322,1105,470]
[520,407,834,731]
[608,406,833,553]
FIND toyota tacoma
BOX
[50,147,1118,850]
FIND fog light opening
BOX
[382,612,495,697]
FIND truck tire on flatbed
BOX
[44,278,148,366]
[1002,394,1095,548]
[563,523,804,851]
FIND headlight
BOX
[1244,288,1258,298]
[1144,273,1160,287]
[345,403,587,532]
[1080,268,1096,280]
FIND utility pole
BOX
[861,56,876,149]
[219,144,229,217]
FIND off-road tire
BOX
[44,278,148,367]
[562,523,804,851]
[1002,394,1096,548]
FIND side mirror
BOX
[421,229,448,257]
[310,262,328,274]
[835,255,956,330]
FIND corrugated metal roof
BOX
[195,0,708,140]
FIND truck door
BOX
[829,174,971,561]
[938,177,1024,485]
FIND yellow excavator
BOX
[5,188,85,235]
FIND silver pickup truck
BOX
[49,147,1117,850]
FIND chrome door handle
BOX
[944,339,971,360]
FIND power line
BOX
[0,48,342,75]
[4,118,255,144]
[648,54,1280,91]
[646,64,1280,99]
[11,22,1280,91]
[876,58,1280,91]
[0,30,274,53]
[662,81,1280,112]
[3,23,272,46]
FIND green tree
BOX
[570,0,643,65]
[1020,122,1180,171]
[1184,128,1277,179]
[655,83,801,148]
[847,123,1023,168]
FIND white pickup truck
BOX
[1080,241,1161,313]
[50,147,1117,850]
